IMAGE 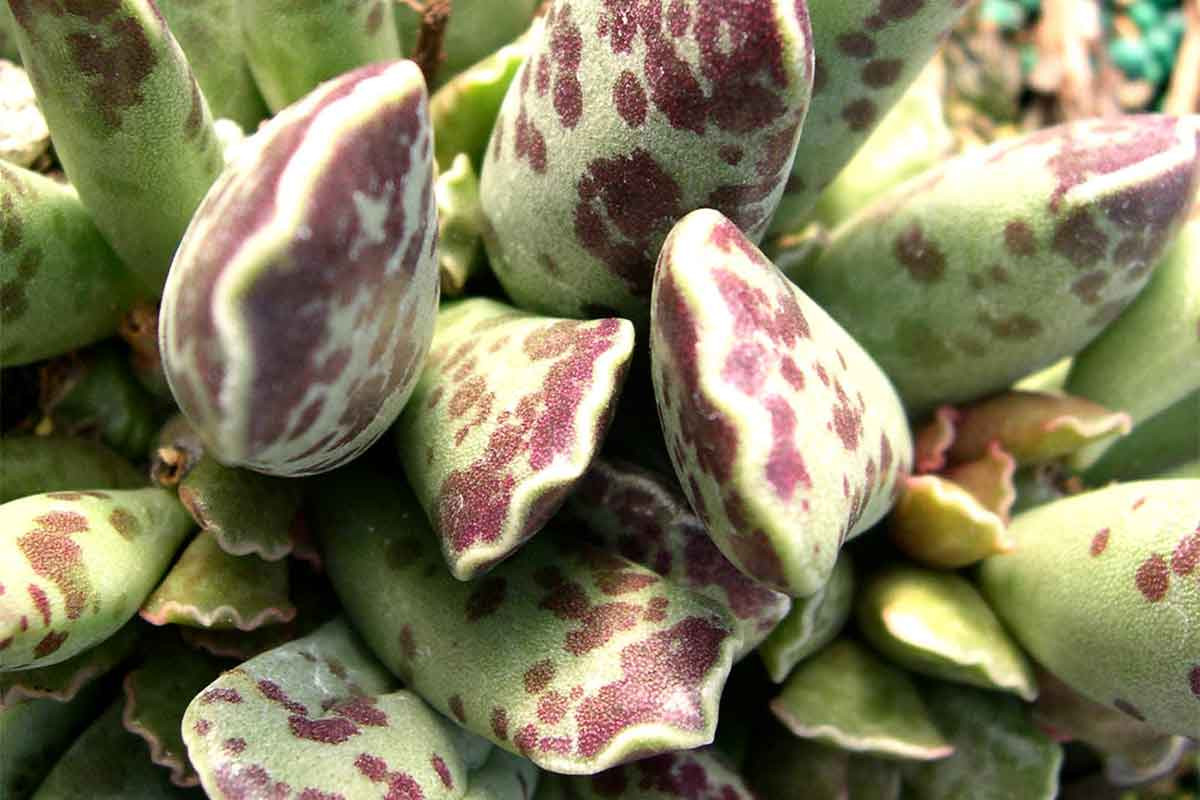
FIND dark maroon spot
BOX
[1004,220,1037,256]
[1113,698,1146,721]
[1135,554,1169,602]
[837,32,876,58]
[330,696,388,727]
[1070,270,1109,305]
[862,58,902,87]
[33,630,67,658]
[524,659,556,694]
[893,223,945,282]
[830,380,863,451]
[465,577,507,621]
[491,707,509,740]
[1190,666,1200,699]
[613,71,648,128]
[1047,117,1185,212]
[193,719,212,736]
[1090,528,1110,556]
[550,4,583,129]
[27,584,50,626]
[1052,208,1108,268]
[537,690,570,724]
[431,755,453,789]
[841,98,877,131]
[258,679,307,715]
[718,145,744,165]
[223,737,247,755]
[722,341,768,395]
[1172,529,1200,575]
[780,356,805,390]
[449,694,466,723]
[764,395,810,500]
[201,687,243,704]
[353,754,425,800]
[978,311,1044,340]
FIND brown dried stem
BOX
[403,0,453,86]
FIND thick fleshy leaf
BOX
[747,733,901,800]
[438,153,485,296]
[538,747,755,799]
[6,0,224,295]
[888,475,1013,569]
[0,621,139,708]
[396,298,634,579]
[183,618,469,800]
[238,0,400,113]
[563,458,792,660]
[0,681,107,799]
[140,531,295,630]
[856,565,1036,700]
[160,60,440,477]
[0,59,49,167]
[0,163,143,367]
[902,682,1062,800]
[769,639,953,761]
[176,456,301,560]
[1082,389,1200,485]
[314,466,738,775]
[769,0,975,234]
[0,435,143,505]
[179,622,300,663]
[123,635,227,787]
[1067,199,1200,470]
[979,480,1200,737]
[479,0,814,322]
[396,0,540,89]
[1009,464,1070,516]
[943,442,1016,521]
[464,748,541,800]
[651,210,912,597]
[150,415,207,489]
[0,488,192,670]
[1013,357,1073,395]
[914,405,958,475]
[799,116,1200,414]
[757,553,854,684]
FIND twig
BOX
[1164,0,1200,114]
[406,0,453,86]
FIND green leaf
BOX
[0,680,108,799]
[888,474,1013,569]
[1082,389,1200,485]
[757,553,855,684]
[176,457,301,561]
[540,747,757,799]
[0,436,143,505]
[397,0,540,89]
[437,154,485,297]
[746,731,901,800]
[463,748,540,800]
[0,621,139,708]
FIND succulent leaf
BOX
[479,0,814,322]
[650,209,912,597]
[314,466,738,775]
[0,436,143,505]
[539,747,756,799]
[799,116,1200,414]
[1082,389,1200,485]
[0,620,139,708]
[942,442,1016,522]
[437,154,485,297]
[888,474,1013,568]
[176,456,302,561]
[396,0,540,89]
[160,60,440,477]
[396,298,635,579]
[0,488,192,670]
[463,748,541,800]
[757,552,854,684]
[0,682,108,799]
[979,479,1200,738]
[746,734,901,800]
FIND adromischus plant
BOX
[1,0,1199,797]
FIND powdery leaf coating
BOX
[480,0,814,322]
[902,682,1063,800]
[160,60,440,477]
[396,298,635,580]
[757,552,854,684]
[6,0,224,296]
[0,620,138,708]
[562,458,792,661]
[980,480,1200,738]
[437,154,485,297]
[0,683,108,799]
[0,488,192,671]
[0,162,143,366]
[888,474,1013,569]
[800,116,1200,414]
[769,638,953,761]
[239,0,400,113]
[650,209,912,597]
[396,0,540,89]
[140,531,296,630]
[182,618,468,800]
[0,435,142,505]
[177,456,302,561]
[856,565,1036,700]
[314,466,738,775]
[769,0,974,234]
[538,747,755,799]
[746,735,900,800]
[463,748,541,800]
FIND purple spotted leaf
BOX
[314,465,738,775]
[769,638,953,761]
[0,488,192,670]
[1067,198,1200,470]
[562,458,792,660]
[888,474,1013,569]
[123,634,229,787]
[0,162,144,367]
[6,0,224,295]
[140,530,296,630]
[757,552,854,684]
[902,682,1062,800]
[943,442,1016,522]
[437,154,485,297]
[799,116,1200,414]
[537,747,755,799]
[479,0,814,322]
[396,0,540,89]
[463,748,541,800]
[160,60,440,477]
[0,620,139,709]
[182,617,471,800]
[980,479,1200,738]
[650,209,912,597]
[176,456,302,561]
[238,0,401,113]
[0,435,143,505]
[395,298,634,579]
[0,681,109,799]
[746,732,901,800]
[856,565,1036,700]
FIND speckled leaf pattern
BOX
[0,683,107,800]
[183,618,469,800]
[747,735,901,800]
[1083,389,1200,485]
[0,162,143,366]
[770,639,953,761]
[539,747,755,799]
[160,61,440,477]
[0,488,192,670]
[238,0,400,113]
[396,0,540,88]
[463,748,541,800]
[888,474,1013,568]
[0,620,139,708]
[757,552,854,683]
[979,479,1200,738]
[799,115,1200,414]
[6,0,224,295]
[0,436,143,505]
[479,0,814,322]
[438,154,485,296]
[140,531,295,630]
[563,458,792,660]
[396,298,634,579]
[902,682,1062,800]
[769,0,973,234]
[651,209,912,597]
[314,466,738,775]
[177,456,302,561]
[856,565,1037,700]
